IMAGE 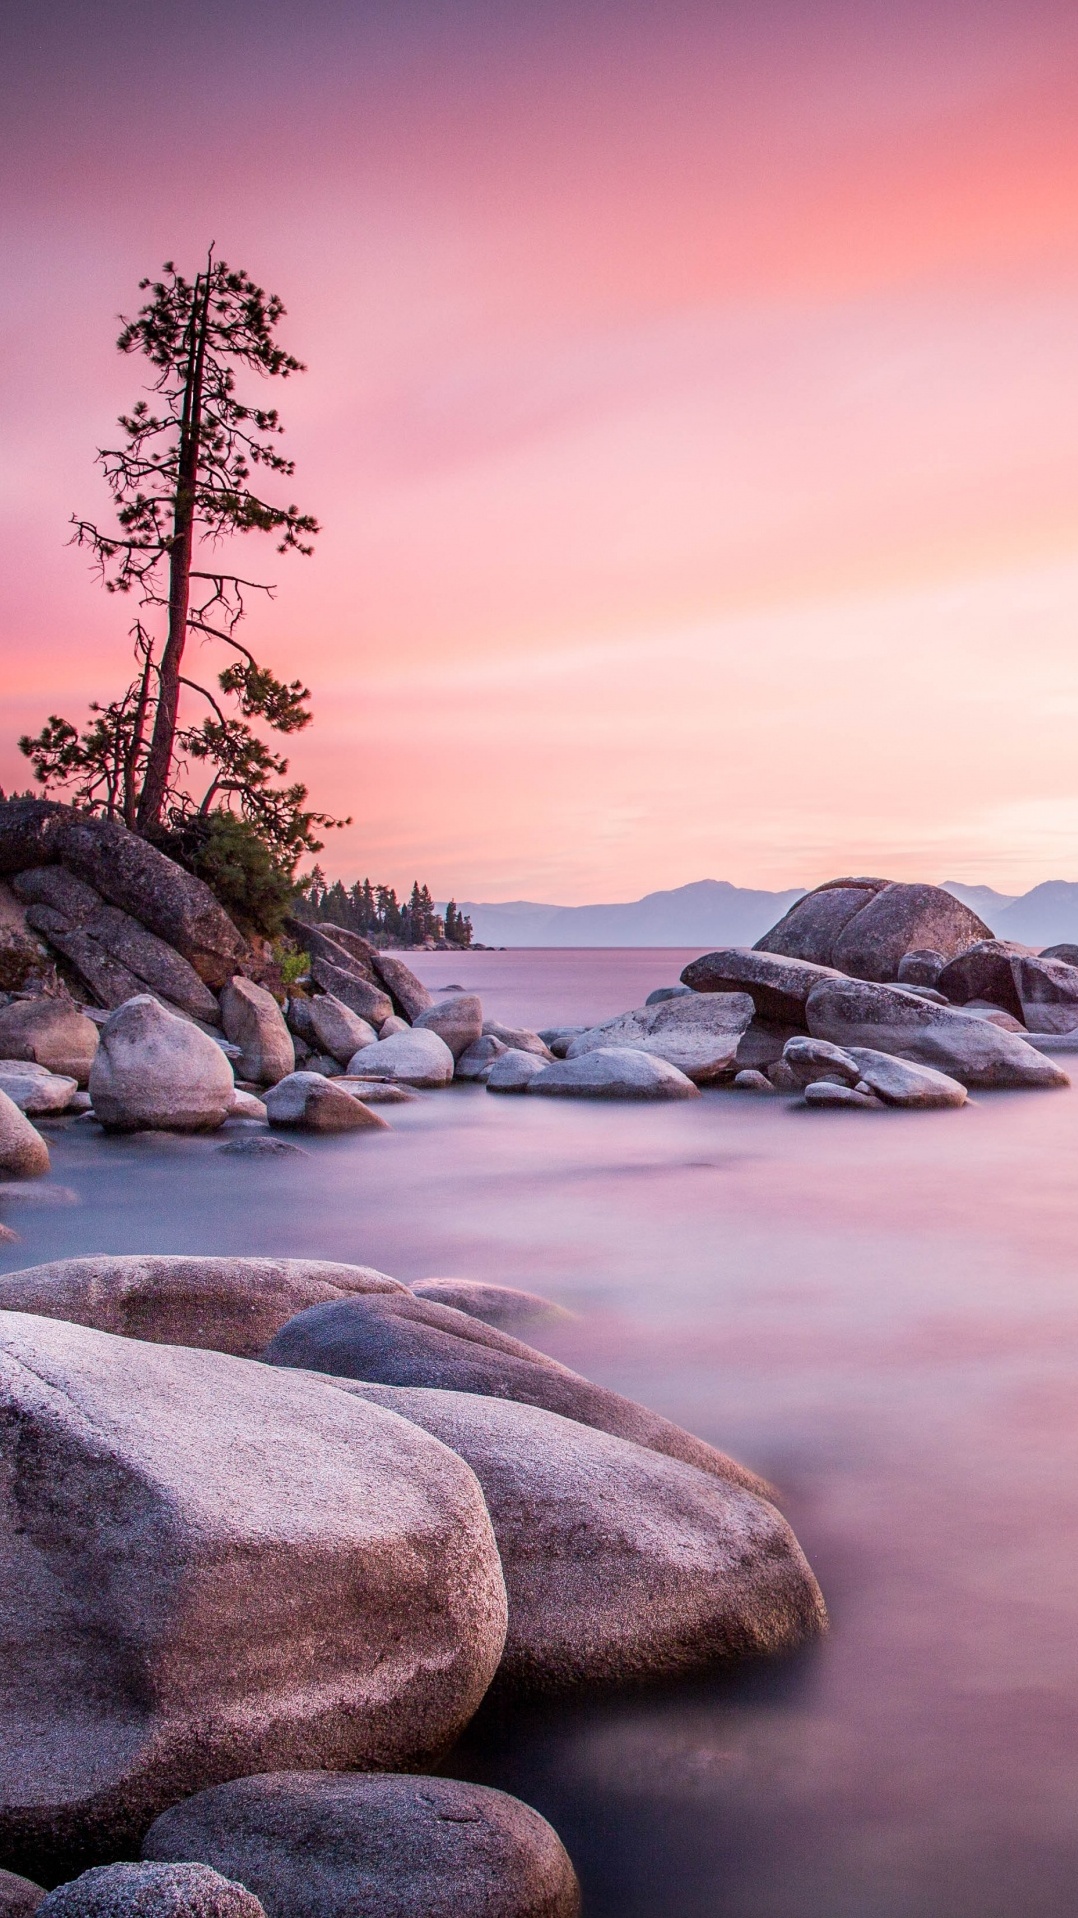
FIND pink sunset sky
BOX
[3,0,1078,902]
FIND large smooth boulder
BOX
[308,958,392,1028]
[347,1028,454,1087]
[938,941,1078,1034]
[0,1255,406,1359]
[843,1047,968,1109]
[413,995,482,1059]
[263,1293,767,1494]
[53,814,252,990]
[805,978,1069,1089]
[0,1000,98,1086]
[219,979,294,1086]
[14,869,221,1022]
[144,1771,580,1918]
[485,1049,547,1092]
[454,1035,508,1081]
[564,992,753,1084]
[327,1384,828,1693]
[369,952,433,1021]
[0,1312,507,1879]
[0,1091,50,1179]
[680,948,843,1024]
[409,1279,573,1332]
[755,877,992,981]
[307,996,376,1065]
[526,1048,699,1100]
[264,1074,389,1133]
[89,997,235,1131]
[0,1869,42,1918]
[39,1864,264,1918]
[0,1062,78,1114]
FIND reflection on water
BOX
[5,949,1078,1916]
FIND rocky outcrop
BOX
[307,996,376,1065]
[0,1090,50,1179]
[0,1000,99,1085]
[144,1772,580,1918]
[413,994,483,1059]
[262,1292,768,1494]
[409,1279,573,1331]
[680,949,843,1023]
[369,952,433,1021]
[13,869,220,1022]
[308,958,393,1027]
[329,1384,828,1693]
[937,941,1078,1034]
[485,1049,548,1091]
[804,978,1069,1089]
[564,992,753,1084]
[0,1311,507,1879]
[264,1074,390,1132]
[527,1049,700,1100]
[0,1254,406,1358]
[38,1865,264,1918]
[219,979,294,1086]
[89,996,236,1131]
[754,877,992,981]
[347,1029,455,1087]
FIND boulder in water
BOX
[527,1048,699,1101]
[0,1089,50,1179]
[346,1028,454,1087]
[413,994,483,1059]
[88,997,235,1131]
[0,999,99,1086]
[219,978,294,1086]
[805,978,1069,1089]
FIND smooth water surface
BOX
[5,949,1078,1917]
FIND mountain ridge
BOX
[449,877,1078,948]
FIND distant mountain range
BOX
[453,878,1078,948]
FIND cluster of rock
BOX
[0,1253,827,1914]
[523,879,1076,1110]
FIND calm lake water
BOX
[5,948,1078,1918]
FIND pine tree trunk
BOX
[135,270,212,831]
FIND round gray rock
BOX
[39,1864,263,1918]
[454,1035,508,1081]
[346,1028,454,1087]
[143,1771,580,1918]
[89,997,235,1132]
[0,1312,507,1878]
[485,1049,547,1092]
[264,1073,389,1132]
[413,995,483,1060]
[327,1383,828,1692]
[0,1000,99,1087]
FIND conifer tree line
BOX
[298,871,473,948]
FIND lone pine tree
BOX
[21,253,341,866]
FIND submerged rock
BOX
[263,1292,768,1494]
[0,1253,406,1357]
[0,1312,507,1879]
[409,1278,573,1331]
[143,1771,580,1918]
[88,997,235,1132]
[527,1049,700,1101]
[329,1383,828,1694]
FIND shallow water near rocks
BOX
[6,947,1078,1917]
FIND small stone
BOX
[644,984,693,1005]
[379,1015,410,1037]
[766,1060,799,1092]
[228,1089,268,1121]
[732,1069,776,1092]
[264,1073,390,1132]
[782,1035,861,1088]
[803,1081,881,1108]
[215,1136,308,1157]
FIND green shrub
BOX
[156,811,298,940]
